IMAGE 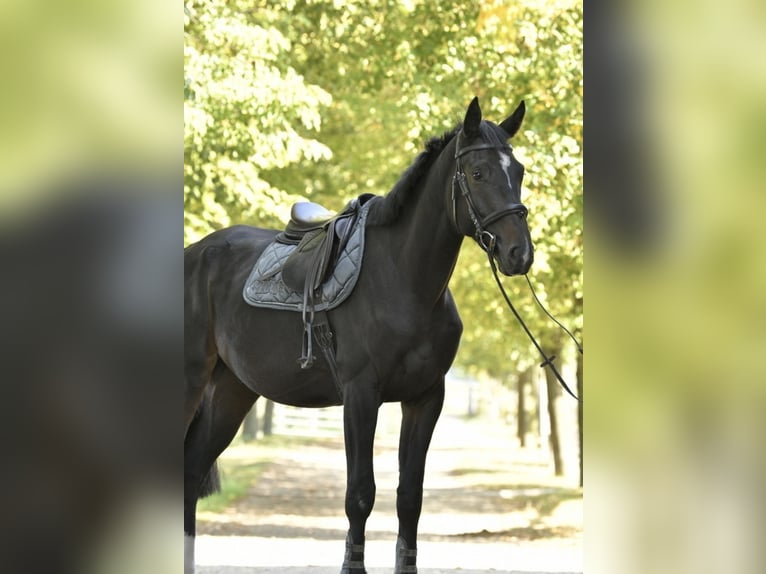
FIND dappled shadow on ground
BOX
[198,520,350,540]
[197,434,582,544]
[229,462,347,518]
[199,521,580,543]
[443,525,582,542]
[423,485,582,519]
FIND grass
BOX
[196,433,343,513]
[197,458,270,513]
[522,488,582,516]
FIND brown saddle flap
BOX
[281,226,335,293]
[279,194,372,295]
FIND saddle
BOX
[278,201,360,295]
[272,194,373,371]
[279,202,336,241]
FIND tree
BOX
[544,338,565,476]
[262,400,274,436]
[241,405,259,441]
[450,0,583,383]
[517,367,533,447]
[576,327,583,486]
[184,0,333,244]
[267,0,584,388]
[184,1,583,459]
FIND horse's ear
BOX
[499,100,526,139]
[463,97,482,138]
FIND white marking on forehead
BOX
[498,150,514,193]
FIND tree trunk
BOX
[467,379,477,417]
[576,344,583,487]
[544,343,564,476]
[517,368,531,447]
[263,399,274,436]
[241,404,259,442]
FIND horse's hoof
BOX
[342,532,366,574]
[394,536,417,574]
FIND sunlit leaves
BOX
[184,0,332,243]
[443,0,583,378]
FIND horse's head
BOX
[452,97,533,276]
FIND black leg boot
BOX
[341,531,366,574]
[394,536,417,574]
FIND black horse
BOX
[184,97,533,574]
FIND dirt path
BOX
[195,406,582,573]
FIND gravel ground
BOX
[194,405,582,574]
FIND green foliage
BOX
[197,459,269,513]
[184,0,332,243]
[184,0,582,381]
[450,0,583,378]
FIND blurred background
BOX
[586,1,766,573]
[1,1,180,573]
[0,0,763,572]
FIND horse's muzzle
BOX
[495,242,534,276]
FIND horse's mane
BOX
[367,127,458,227]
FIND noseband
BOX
[451,136,528,252]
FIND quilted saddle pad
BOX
[242,198,372,312]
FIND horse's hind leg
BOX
[342,379,380,574]
[184,321,217,434]
[185,245,220,434]
[184,360,258,574]
[395,380,445,574]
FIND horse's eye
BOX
[472,170,482,180]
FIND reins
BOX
[525,274,583,355]
[483,234,582,401]
[452,134,582,401]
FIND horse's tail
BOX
[199,460,220,498]
[186,393,222,499]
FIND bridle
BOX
[451,133,529,253]
[450,130,582,401]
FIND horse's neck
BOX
[394,144,464,302]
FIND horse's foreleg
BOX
[341,380,380,574]
[184,362,257,574]
[395,380,445,574]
